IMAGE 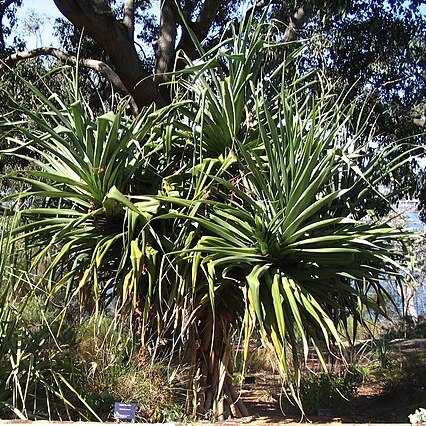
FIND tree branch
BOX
[176,0,273,64]
[283,4,310,42]
[53,0,166,108]
[1,47,129,94]
[154,0,177,76]
[175,0,223,66]
[122,0,135,41]
[195,0,223,38]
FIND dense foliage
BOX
[0,0,424,210]
[0,16,418,420]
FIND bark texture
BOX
[186,310,249,420]
[283,4,310,42]
[53,0,166,109]
[1,0,294,109]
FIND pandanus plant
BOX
[1,20,416,420]
[150,22,416,418]
[0,69,185,315]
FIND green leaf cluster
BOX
[0,18,418,415]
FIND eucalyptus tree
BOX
[0,20,417,420]
[2,0,422,114]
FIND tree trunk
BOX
[187,310,249,420]
[52,0,167,109]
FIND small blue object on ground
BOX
[114,402,137,421]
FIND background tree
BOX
[0,0,24,55]
[293,0,426,210]
[0,0,355,109]
[1,0,424,208]
[0,1,424,119]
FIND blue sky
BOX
[13,0,61,49]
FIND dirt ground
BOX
[239,339,426,425]
[0,340,423,425]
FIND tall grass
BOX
[0,213,181,420]
[0,213,96,420]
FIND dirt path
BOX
[239,339,426,424]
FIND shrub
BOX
[72,316,183,422]
[380,350,426,393]
[382,316,426,340]
[297,367,364,415]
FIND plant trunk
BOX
[187,311,249,420]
